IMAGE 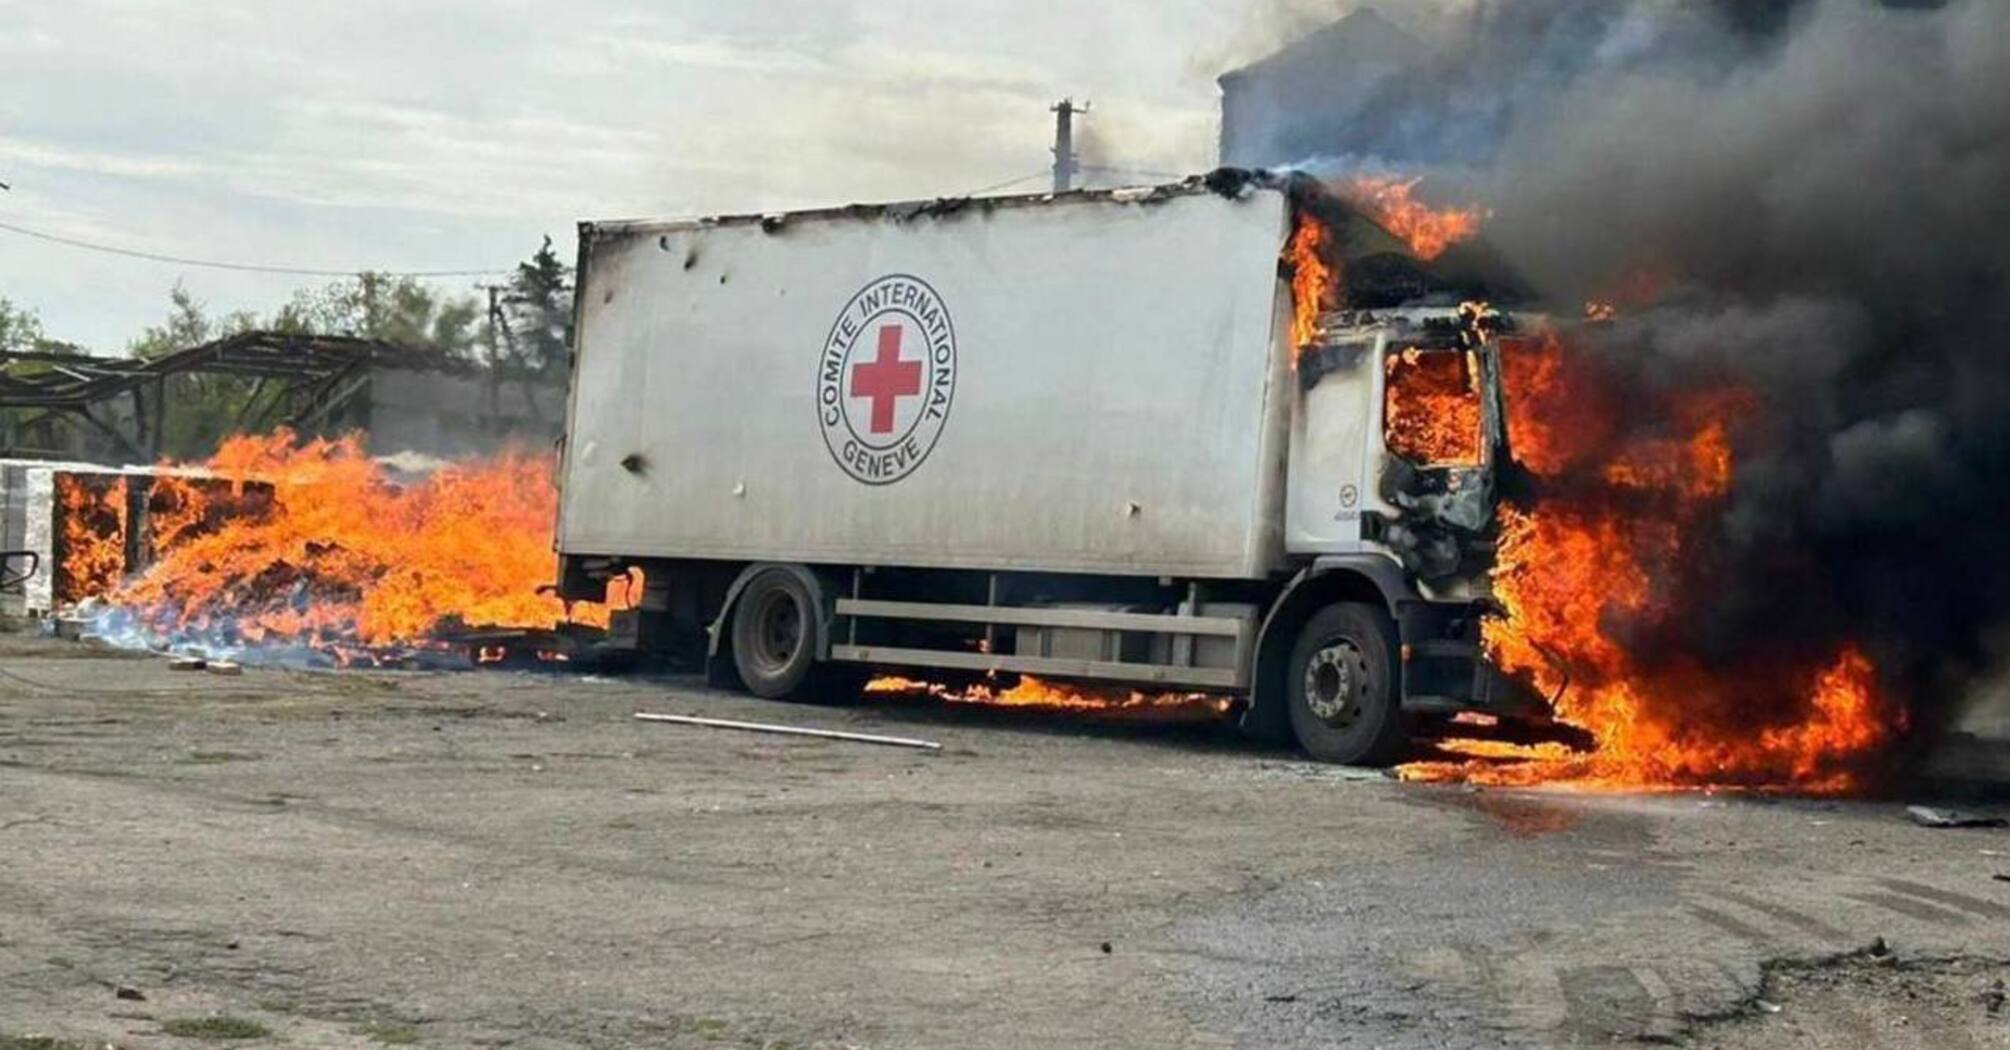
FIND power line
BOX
[1081,164,1187,182]
[0,218,507,279]
[960,170,1052,197]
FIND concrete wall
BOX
[0,462,32,616]
[363,367,567,459]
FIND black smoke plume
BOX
[1256,0,2009,774]
[1491,0,2006,765]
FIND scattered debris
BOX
[167,657,207,672]
[113,985,145,1001]
[1099,942,1113,955]
[1754,999,1782,1014]
[1907,806,2007,829]
[633,713,942,751]
[1993,873,2009,885]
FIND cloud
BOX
[0,0,1239,350]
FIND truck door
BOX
[1285,335,1384,554]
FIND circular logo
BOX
[816,275,957,485]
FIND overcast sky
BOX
[0,0,1335,352]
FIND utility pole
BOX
[480,283,507,428]
[1051,99,1088,193]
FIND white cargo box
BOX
[559,184,1296,580]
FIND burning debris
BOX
[2,461,263,619]
[55,472,128,604]
[36,431,616,665]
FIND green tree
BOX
[0,297,89,454]
[125,277,487,457]
[274,272,482,358]
[0,296,79,355]
[501,236,573,376]
[127,284,262,457]
[128,283,258,359]
[0,296,45,353]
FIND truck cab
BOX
[1247,301,1543,763]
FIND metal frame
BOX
[830,644,1242,690]
[831,594,1254,690]
[835,599,1245,637]
[0,331,484,461]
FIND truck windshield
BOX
[1384,348,1484,467]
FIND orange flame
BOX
[145,473,223,558]
[1342,176,1487,261]
[56,474,128,604]
[866,675,1231,722]
[1287,214,1338,356]
[1401,330,1897,794]
[111,431,607,649]
[1385,348,1484,465]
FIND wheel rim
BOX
[748,589,805,676]
[1303,637,1369,730]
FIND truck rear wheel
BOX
[731,568,820,699]
[1286,602,1409,766]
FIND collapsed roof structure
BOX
[0,331,563,464]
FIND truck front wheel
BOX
[1286,603,1409,766]
[730,568,820,699]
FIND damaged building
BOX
[0,331,565,466]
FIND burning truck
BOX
[552,170,1543,765]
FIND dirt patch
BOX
[1699,949,2009,1049]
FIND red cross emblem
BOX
[818,275,957,486]
[850,325,924,435]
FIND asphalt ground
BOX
[2,634,2006,1048]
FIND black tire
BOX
[730,569,820,699]
[1285,602,1410,766]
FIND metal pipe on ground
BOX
[633,712,942,751]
